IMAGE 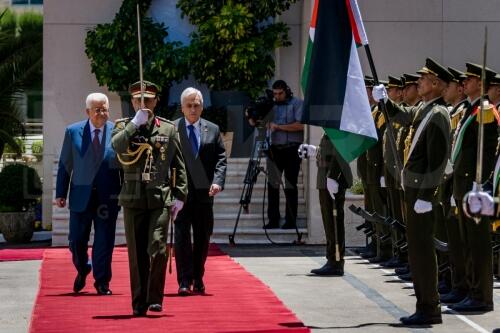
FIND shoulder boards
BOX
[156,116,173,124]
[114,117,130,123]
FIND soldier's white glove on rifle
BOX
[414,199,432,214]
[468,191,494,216]
[170,199,184,221]
[131,108,150,127]
[298,144,318,159]
[327,178,339,199]
[372,84,388,103]
[380,176,386,188]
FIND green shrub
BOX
[3,137,25,154]
[31,140,43,154]
[349,178,364,195]
[0,164,42,212]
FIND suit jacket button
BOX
[414,179,418,183]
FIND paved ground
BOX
[1,243,499,332]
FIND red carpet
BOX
[29,245,309,333]
[0,248,45,262]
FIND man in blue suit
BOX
[56,93,122,295]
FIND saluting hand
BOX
[209,184,222,197]
[131,108,150,127]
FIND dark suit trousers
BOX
[123,207,170,309]
[68,191,118,286]
[319,188,345,268]
[267,144,301,225]
[174,200,214,285]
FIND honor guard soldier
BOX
[438,66,470,304]
[373,58,453,325]
[299,134,353,275]
[112,80,188,316]
[449,63,498,313]
[488,73,500,108]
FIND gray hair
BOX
[86,92,109,109]
[180,87,203,106]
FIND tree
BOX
[0,9,42,160]
[177,0,298,97]
[85,0,189,115]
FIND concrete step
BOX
[211,227,308,244]
[213,197,306,214]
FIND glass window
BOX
[12,0,43,4]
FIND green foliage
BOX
[3,137,25,155]
[349,178,364,195]
[85,0,189,96]
[31,139,43,154]
[177,0,298,98]
[0,164,42,212]
[0,8,41,159]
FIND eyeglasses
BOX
[93,107,109,113]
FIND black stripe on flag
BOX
[302,0,353,128]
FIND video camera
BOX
[244,89,275,126]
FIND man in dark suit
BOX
[56,92,122,295]
[174,87,227,295]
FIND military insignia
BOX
[155,117,161,127]
[115,122,125,130]
[160,146,166,160]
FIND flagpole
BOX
[363,44,404,178]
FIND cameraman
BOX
[263,80,304,229]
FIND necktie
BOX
[187,124,199,156]
[92,128,101,156]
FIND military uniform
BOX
[317,133,353,271]
[437,67,470,303]
[450,63,498,312]
[112,81,188,315]
[385,59,453,323]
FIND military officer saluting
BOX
[112,80,188,316]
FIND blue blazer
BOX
[56,120,122,213]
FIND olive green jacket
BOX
[111,116,188,209]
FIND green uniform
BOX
[317,134,353,268]
[112,116,188,313]
[452,98,496,308]
[387,96,451,317]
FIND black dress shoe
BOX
[263,221,279,229]
[381,257,404,268]
[310,262,344,276]
[360,250,376,259]
[368,256,385,263]
[395,265,410,276]
[440,289,467,304]
[73,264,91,293]
[400,312,442,325]
[133,306,148,317]
[281,222,297,229]
[193,280,206,294]
[148,304,162,312]
[448,297,493,312]
[94,283,112,295]
[178,282,191,296]
[399,272,413,282]
[438,280,451,295]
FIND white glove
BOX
[298,144,317,159]
[467,192,482,214]
[450,196,456,207]
[131,109,150,127]
[469,191,494,216]
[380,176,386,188]
[372,84,388,103]
[414,199,432,214]
[326,178,339,199]
[170,199,184,221]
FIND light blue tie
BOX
[188,124,199,156]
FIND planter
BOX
[210,90,253,157]
[0,209,35,243]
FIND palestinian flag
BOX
[301,0,377,162]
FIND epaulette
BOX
[156,116,174,124]
[114,117,131,123]
[475,105,500,125]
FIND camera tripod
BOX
[228,127,304,246]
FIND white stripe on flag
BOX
[340,36,377,140]
[349,0,369,45]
